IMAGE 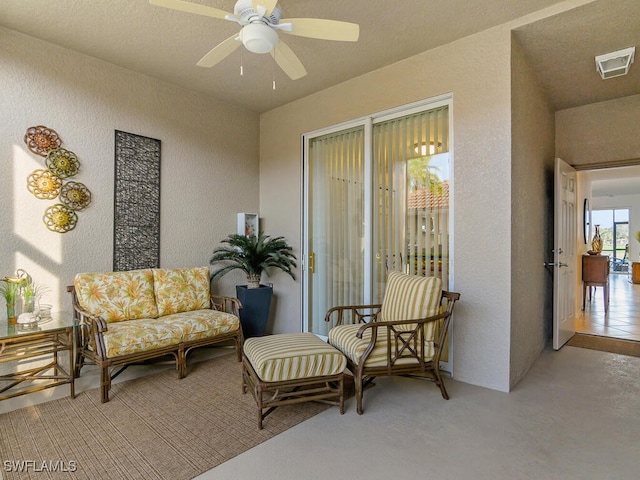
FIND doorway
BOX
[577,166,640,342]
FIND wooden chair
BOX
[325,271,460,414]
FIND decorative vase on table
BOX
[591,225,603,254]
[6,302,16,325]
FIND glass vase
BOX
[6,303,17,325]
[591,224,603,254]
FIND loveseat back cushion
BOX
[380,272,443,328]
[153,267,211,317]
[74,269,159,323]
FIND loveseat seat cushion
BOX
[153,267,211,317]
[102,319,183,357]
[156,309,240,342]
[74,269,159,323]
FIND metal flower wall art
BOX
[23,126,92,233]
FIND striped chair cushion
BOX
[380,272,443,324]
[328,272,443,367]
[329,323,437,367]
[243,333,346,382]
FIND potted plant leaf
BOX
[210,232,297,337]
[0,278,21,325]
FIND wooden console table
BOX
[582,254,609,313]
[0,315,75,401]
[631,262,640,284]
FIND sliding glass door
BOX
[304,98,451,336]
[306,126,366,335]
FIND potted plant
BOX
[0,269,43,325]
[210,232,297,337]
[0,278,21,325]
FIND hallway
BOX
[576,271,640,341]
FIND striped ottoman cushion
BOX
[243,333,346,382]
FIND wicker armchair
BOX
[325,271,460,414]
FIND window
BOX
[592,208,629,272]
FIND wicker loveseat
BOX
[68,266,243,402]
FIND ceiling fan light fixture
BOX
[240,23,279,54]
[414,141,442,156]
[595,47,635,80]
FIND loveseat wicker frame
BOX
[68,286,243,403]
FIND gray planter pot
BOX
[236,284,273,338]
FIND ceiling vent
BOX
[595,47,635,79]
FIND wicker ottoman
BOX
[242,333,347,429]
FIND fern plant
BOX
[210,232,297,288]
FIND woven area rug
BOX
[0,353,330,480]
[567,333,640,357]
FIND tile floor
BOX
[575,270,640,341]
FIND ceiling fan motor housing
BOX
[234,0,283,25]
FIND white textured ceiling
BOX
[2,0,639,192]
[2,0,638,112]
[513,0,640,111]
[0,0,572,113]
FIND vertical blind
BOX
[309,126,365,335]
[306,104,450,333]
[372,106,449,302]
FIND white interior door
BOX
[553,158,577,349]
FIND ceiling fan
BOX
[149,0,360,80]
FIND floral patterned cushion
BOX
[74,269,159,323]
[153,267,211,317]
[99,310,239,358]
[156,309,240,342]
[102,318,183,357]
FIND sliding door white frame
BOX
[302,94,454,353]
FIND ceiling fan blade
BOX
[252,0,278,17]
[271,40,307,80]
[196,35,241,68]
[280,18,360,42]
[149,0,232,20]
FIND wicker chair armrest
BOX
[67,285,109,359]
[210,294,242,316]
[324,304,382,327]
[355,311,449,338]
[352,290,460,368]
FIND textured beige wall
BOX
[510,35,556,388]
[556,94,640,166]
[260,26,514,391]
[0,27,260,311]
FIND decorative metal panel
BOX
[113,131,161,271]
